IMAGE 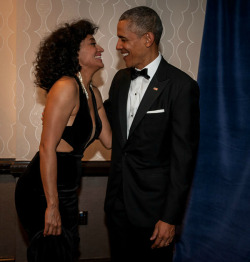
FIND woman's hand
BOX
[44,205,62,236]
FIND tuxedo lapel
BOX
[128,78,169,137]
[128,59,170,137]
[118,71,131,144]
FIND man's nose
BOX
[116,39,122,50]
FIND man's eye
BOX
[91,43,96,46]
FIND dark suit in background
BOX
[104,6,200,262]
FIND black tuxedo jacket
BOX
[104,58,200,227]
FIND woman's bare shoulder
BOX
[49,76,78,98]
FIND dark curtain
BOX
[174,0,250,261]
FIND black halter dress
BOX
[15,76,102,262]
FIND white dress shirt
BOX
[127,53,162,137]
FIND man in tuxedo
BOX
[104,6,200,262]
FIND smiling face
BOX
[78,34,104,72]
[116,20,151,69]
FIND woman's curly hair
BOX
[34,19,98,92]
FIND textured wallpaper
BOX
[0,0,206,160]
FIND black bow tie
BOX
[131,68,150,80]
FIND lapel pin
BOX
[153,87,158,91]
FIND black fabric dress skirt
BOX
[15,151,82,262]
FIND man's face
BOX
[116,20,148,69]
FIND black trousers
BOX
[106,198,174,262]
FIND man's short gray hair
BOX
[119,6,163,45]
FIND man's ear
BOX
[144,32,155,48]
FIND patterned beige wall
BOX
[0,0,16,158]
[0,0,206,160]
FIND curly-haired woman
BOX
[15,19,111,262]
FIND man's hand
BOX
[150,220,175,249]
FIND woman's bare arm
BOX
[39,77,78,236]
[92,86,112,149]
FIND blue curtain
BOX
[174,1,250,261]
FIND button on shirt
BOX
[127,53,162,137]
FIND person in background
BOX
[104,6,200,262]
[15,19,111,262]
